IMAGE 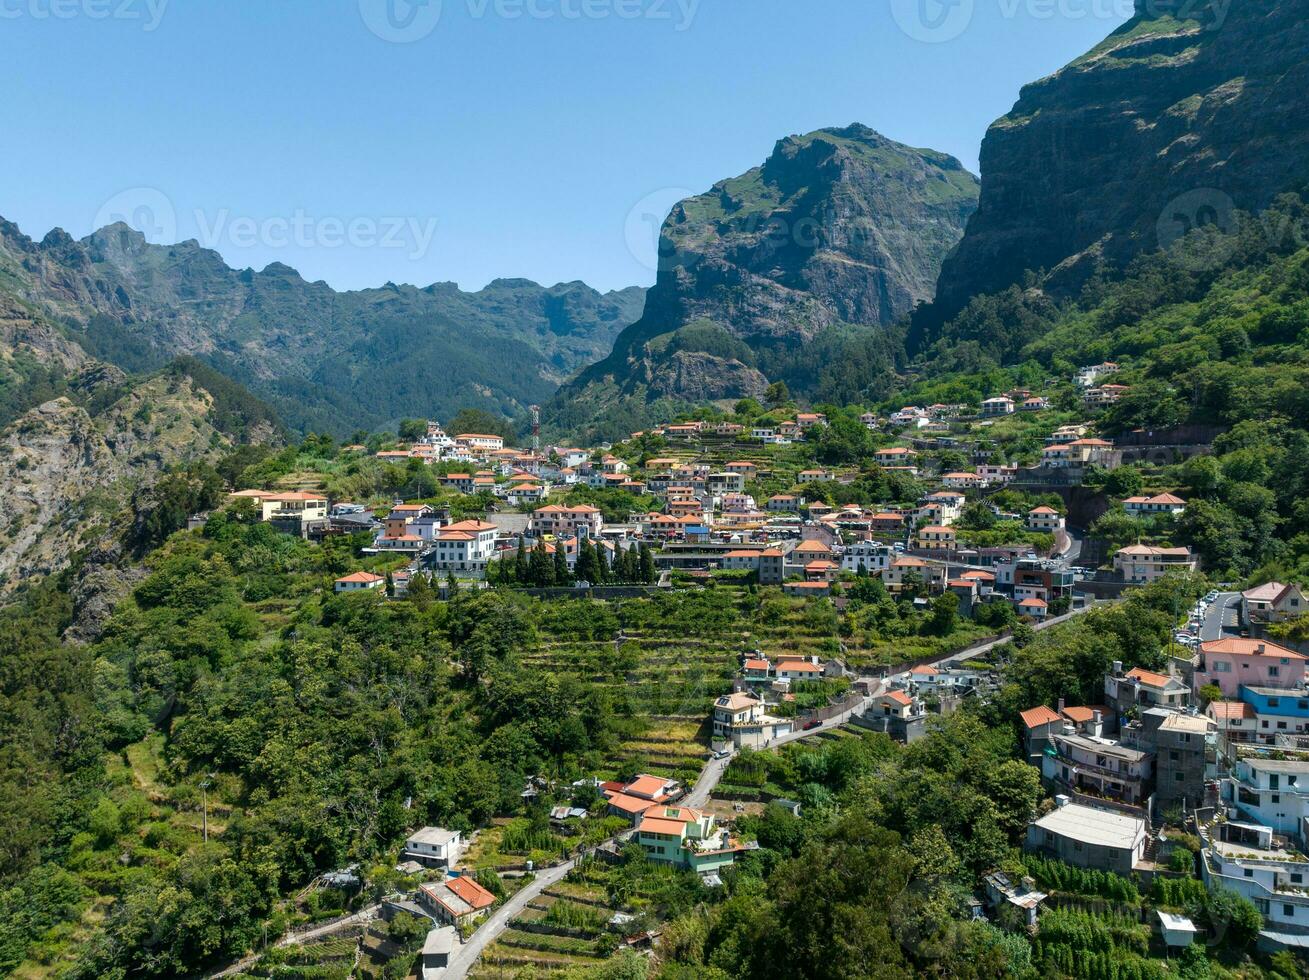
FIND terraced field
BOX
[469,877,619,979]
[521,591,754,781]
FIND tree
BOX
[388,910,427,944]
[447,408,515,444]
[639,544,656,584]
[529,542,555,588]
[576,539,598,584]
[396,419,426,442]
[734,397,763,417]
[761,812,913,979]
[1099,465,1144,498]
[407,571,433,608]
[513,535,530,584]
[765,381,791,407]
[926,593,959,637]
[1201,887,1262,949]
[552,545,571,587]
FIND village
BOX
[194,360,1309,978]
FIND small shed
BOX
[1157,911,1198,949]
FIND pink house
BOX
[1193,638,1307,698]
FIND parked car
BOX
[802,719,822,731]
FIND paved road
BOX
[1202,592,1241,641]
[883,601,1098,685]
[443,858,578,979]
[446,690,877,977]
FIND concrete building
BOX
[1041,731,1154,807]
[636,805,741,873]
[1025,506,1065,532]
[1242,582,1307,627]
[418,875,496,925]
[1220,755,1309,842]
[1122,493,1187,517]
[403,827,463,868]
[1201,825,1309,945]
[1113,544,1199,584]
[840,540,895,575]
[334,571,386,593]
[1146,710,1213,814]
[1193,638,1307,699]
[711,692,793,749]
[1025,801,1148,875]
[1104,663,1191,715]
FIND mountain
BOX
[917,0,1309,339]
[0,218,645,435]
[0,272,281,617]
[547,125,979,440]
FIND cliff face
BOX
[0,219,645,434]
[926,0,1309,326]
[0,376,228,588]
[551,125,978,438]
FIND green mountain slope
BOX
[904,194,1309,579]
[0,219,645,435]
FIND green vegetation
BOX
[910,196,1309,580]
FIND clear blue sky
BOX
[0,0,1130,294]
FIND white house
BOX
[530,504,603,539]
[1026,506,1065,532]
[841,540,895,575]
[430,520,498,573]
[403,826,463,867]
[334,571,385,593]
[1201,830,1309,942]
[1242,582,1307,626]
[1220,757,1309,841]
[1114,544,1198,583]
[1123,493,1187,517]
[456,433,505,452]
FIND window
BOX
[1214,662,1231,673]
[1284,904,1295,917]
[1273,794,1281,803]
[1269,666,1281,677]
[1245,869,1255,878]
[1270,698,1282,708]
[1175,773,1185,782]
